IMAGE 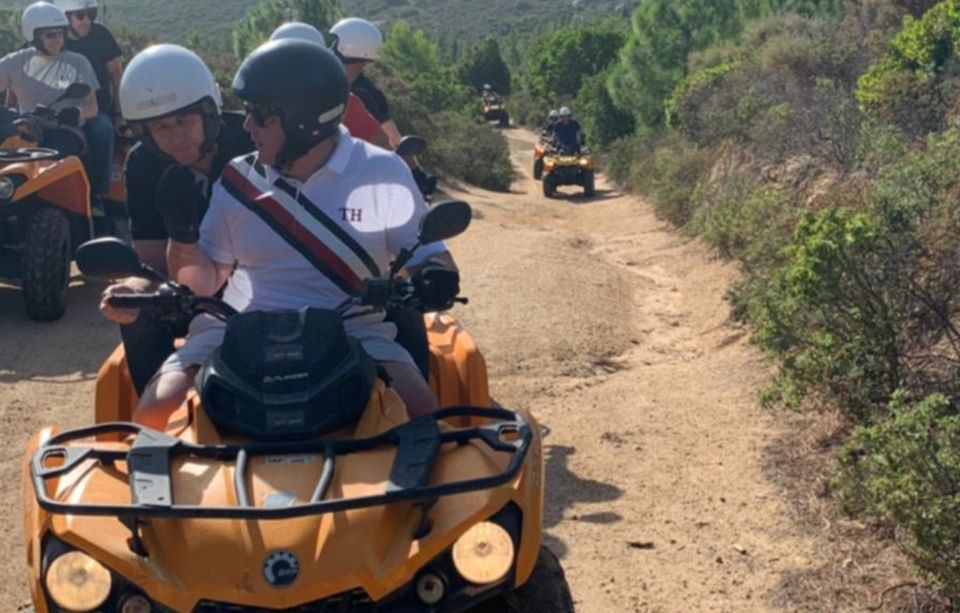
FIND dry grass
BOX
[764,408,952,612]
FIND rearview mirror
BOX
[419,200,472,245]
[395,135,428,157]
[76,237,144,280]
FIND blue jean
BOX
[82,112,114,196]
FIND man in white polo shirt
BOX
[134,39,460,431]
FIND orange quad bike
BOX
[22,201,575,612]
[482,100,510,128]
[0,83,129,321]
[541,144,596,199]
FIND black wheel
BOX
[22,205,71,322]
[499,112,510,128]
[533,158,544,180]
[542,175,557,199]
[583,170,595,197]
[469,546,575,613]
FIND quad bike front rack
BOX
[31,407,531,553]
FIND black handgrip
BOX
[107,294,162,309]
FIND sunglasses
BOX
[41,29,65,40]
[68,9,98,21]
[244,104,279,127]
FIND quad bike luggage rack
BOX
[31,407,531,522]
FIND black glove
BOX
[413,266,460,312]
[155,164,208,244]
[412,166,437,197]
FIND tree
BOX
[736,0,846,19]
[381,21,471,112]
[458,38,512,95]
[609,0,742,134]
[233,0,340,59]
[0,9,21,56]
[525,22,626,101]
[576,71,635,146]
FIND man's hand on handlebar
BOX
[100,284,143,325]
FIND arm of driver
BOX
[382,120,402,149]
[80,89,98,120]
[168,180,235,296]
[106,58,123,115]
[99,240,167,324]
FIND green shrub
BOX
[836,392,960,602]
[426,113,513,191]
[857,0,960,137]
[373,68,513,192]
[606,135,713,226]
[576,71,635,147]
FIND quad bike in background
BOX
[22,201,575,612]
[483,100,510,128]
[0,83,129,321]
[541,144,596,199]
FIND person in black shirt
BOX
[99,45,253,394]
[54,0,119,205]
[329,18,401,146]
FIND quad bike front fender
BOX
[1,157,90,217]
[22,426,61,613]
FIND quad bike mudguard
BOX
[0,154,90,218]
[23,313,544,612]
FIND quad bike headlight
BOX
[0,176,16,201]
[45,551,113,612]
[451,521,515,585]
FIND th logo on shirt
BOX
[340,207,363,223]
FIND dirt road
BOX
[0,129,818,611]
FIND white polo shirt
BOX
[195,125,447,365]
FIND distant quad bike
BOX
[542,145,596,199]
[483,101,510,128]
[22,201,575,613]
[0,83,129,321]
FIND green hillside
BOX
[0,0,635,48]
[0,0,260,42]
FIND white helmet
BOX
[270,22,326,47]
[53,0,98,13]
[21,2,68,43]
[330,17,383,61]
[548,109,559,119]
[120,44,223,156]
[559,106,573,117]
[120,44,222,122]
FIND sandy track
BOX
[0,129,817,611]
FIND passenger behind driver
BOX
[0,3,100,158]
[134,40,461,431]
[55,0,124,209]
[99,45,254,395]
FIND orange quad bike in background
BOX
[22,201,575,612]
[0,83,129,321]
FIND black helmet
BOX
[233,39,349,161]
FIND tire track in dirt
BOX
[446,129,820,612]
[0,129,819,612]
